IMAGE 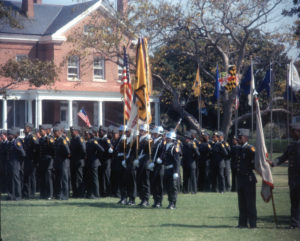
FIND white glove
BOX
[173,173,179,180]
[147,162,155,171]
[108,147,113,154]
[122,160,127,168]
[156,158,162,164]
[133,159,139,168]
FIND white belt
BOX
[165,164,174,169]
[117,153,124,157]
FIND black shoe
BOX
[139,200,149,207]
[236,225,247,229]
[167,203,175,209]
[127,200,136,206]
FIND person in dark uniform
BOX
[198,130,212,191]
[85,129,104,199]
[53,126,71,200]
[22,123,39,199]
[133,124,152,207]
[236,128,257,228]
[70,126,86,198]
[150,126,165,208]
[162,131,180,209]
[123,129,138,205]
[230,136,240,192]
[98,126,114,197]
[182,131,200,194]
[6,128,26,200]
[39,124,55,200]
[0,130,8,193]
[219,132,231,191]
[273,123,300,229]
[210,131,228,193]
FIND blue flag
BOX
[240,66,251,95]
[213,64,220,101]
[257,70,271,97]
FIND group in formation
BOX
[0,122,299,229]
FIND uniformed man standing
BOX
[162,131,180,209]
[198,130,212,191]
[0,130,8,193]
[39,124,55,200]
[230,136,240,192]
[85,129,104,199]
[210,131,228,193]
[273,123,300,229]
[99,126,114,197]
[150,126,165,208]
[53,126,71,200]
[70,126,86,198]
[182,131,200,194]
[22,123,39,199]
[236,128,257,228]
[6,128,26,200]
[133,124,152,207]
[219,132,231,191]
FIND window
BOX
[118,58,124,82]
[16,55,27,62]
[93,57,105,81]
[68,56,80,80]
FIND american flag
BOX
[120,46,132,120]
[77,107,91,127]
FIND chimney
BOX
[22,0,34,19]
[34,0,42,4]
[117,0,128,15]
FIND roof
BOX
[1,0,106,36]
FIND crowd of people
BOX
[0,122,299,229]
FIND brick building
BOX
[0,0,160,130]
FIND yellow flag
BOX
[192,66,201,97]
[134,38,152,123]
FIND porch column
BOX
[37,98,42,127]
[98,101,103,126]
[155,101,160,126]
[68,100,73,128]
[2,99,7,130]
[28,99,33,124]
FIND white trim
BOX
[0,34,66,44]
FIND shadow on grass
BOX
[161,224,233,228]
[2,200,156,210]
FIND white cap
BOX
[152,126,164,135]
[166,131,176,140]
[139,124,149,132]
[119,125,127,132]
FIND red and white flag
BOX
[77,108,91,127]
[120,47,132,120]
[254,96,274,202]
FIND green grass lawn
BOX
[1,162,300,241]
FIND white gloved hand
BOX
[122,160,127,168]
[173,173,179,180]
[108,147,113,154]
[147,162,155,171]
[133,159,139,168]
[156,158,162,164]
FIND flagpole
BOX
[217,92,220,131]
[251,59,254,137]
[269,62,273,162]
[198,94,202,128]
[286,64,290,145]
[271,189,278,227]
[291,62,294,125]
[234,89,238,136]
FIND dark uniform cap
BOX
[238,128,250,137]
[0,130,7,135]
[87,129,94,135]
[232,135,237,139]
[53,126,61,132]
[8,128,20,136]
[200,129,209,136]
[39,124,48,130]
[24,123,34,129]
[44,124,53,129]
[218,131,224,137]
[213,131,219,136]
[70,126,80,131]
[190,129,197,135]
[99,126,107,133]
[91,126,98,134]
[184,131,191,139]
